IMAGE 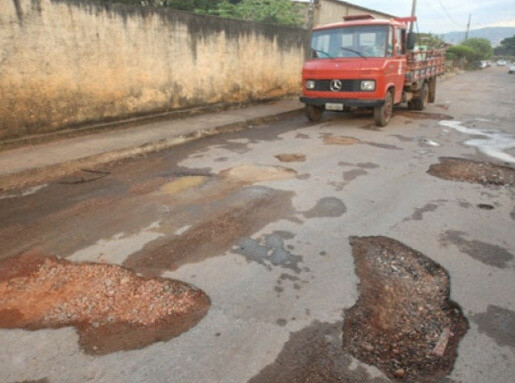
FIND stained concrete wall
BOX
[0,0,309,140]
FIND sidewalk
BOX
[0,99,304,190]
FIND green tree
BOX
[212,0,303,26]
[494,35,515,56]
[462,38,493,60]
[446,45,475,61]
[416,33,446,49]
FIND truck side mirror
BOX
[407,32,416,50]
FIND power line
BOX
[421,0,454,27]
[437,0,466,28]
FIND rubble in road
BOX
[0,253,210,355]
[343,236,468,382]
[428,157,515,186]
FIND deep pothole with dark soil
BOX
[428,157,515,186]
[0,254,210,355]
[343,236,468,382]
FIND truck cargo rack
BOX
[405,49,446,82]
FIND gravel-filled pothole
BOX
[0,254,210,355]
[343,236,468,382]
[427,157,515,186]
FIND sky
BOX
[297,0,515,34]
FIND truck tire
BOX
[374,91,393,127]
[428,77,437,103]
[306,104,324,122]
[412,82,428,111]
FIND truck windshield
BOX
[311,25,390,59]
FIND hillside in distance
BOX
[442,27,515,46]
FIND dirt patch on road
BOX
[124,187,296,274]
[428,157,515,186]
[275,153,306,163]
[219,165,297,184]
[324,136,361,146]
[0,254,210,355]
[343,236,468,382]
[249,320,390,383]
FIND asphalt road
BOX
[1,66,514,383]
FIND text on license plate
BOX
[325,103,343,111]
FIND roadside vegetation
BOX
[493,35,515,60]
[90,0,304,26]
[446,38,494,69]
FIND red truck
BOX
[300,14,445,126]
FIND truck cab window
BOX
[311,25,390,58]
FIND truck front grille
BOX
[313,79,361,92]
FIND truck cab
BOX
[301,14,443,126]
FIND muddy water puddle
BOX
[428,157,515,186]
[343,236,468,382]
[0,254,210,355]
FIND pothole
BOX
[477,204,494,210]
[58,169,110,185]
[160,176,207,195]
[0,254,210,355]
[343,236,468,382]
[324,136,361,146]
[219,165,297,184]
[428,157,515,186]
[275,153,306,163]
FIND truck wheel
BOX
[306,104,324,122]
[412,82,428,111]
[428,77,437,103]
[374,91,393,127]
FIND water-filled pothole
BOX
[477,204,494,210]
[343,236,468,382]
[428,157,515,186]
[0,254,210,355]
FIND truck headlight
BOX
[361,80,376,91]
[305,80,316,90]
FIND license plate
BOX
[326,103,344,111]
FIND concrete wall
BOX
[0,0,309,140]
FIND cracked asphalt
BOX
[1,67,514,382]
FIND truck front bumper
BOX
[300,97,384,108]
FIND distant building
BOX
[295,0,396,28]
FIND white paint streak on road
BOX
[68,221,164,265]
[439,120,515,163]
[0,184,48,200]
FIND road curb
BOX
[0,108,303,191]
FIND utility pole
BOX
[307,0,315,29]
[410,0,417,33]
[465,14,471,40]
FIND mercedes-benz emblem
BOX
[330,79,342,92]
